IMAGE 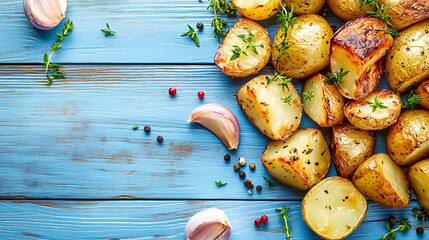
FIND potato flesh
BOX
[303,177,367,240]
[303,75,325,125]
[408,160,429,210]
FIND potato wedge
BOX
[215,18,272,78]
[344,89,402,130]
[416,80,429,110]
[283,0,325,15]
[261,128,330,190]
[331,121,376,179]
[302,177,367,240]
[386,20,429,94]
[272,14,332,79]
[331,16,393,99]
[379,0,429,31]
[237,74,302,140]
[302,73,345,127]
[327,0,375,21]
[386,110,429,167]
[232,0,281,21]
[352,153,410,208]
[408,159,429,210]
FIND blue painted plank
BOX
[0,200,425,239]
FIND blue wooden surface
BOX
[0,0,426,239]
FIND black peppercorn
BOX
[196,22,204,30]
[233,163,240,171]
[224,154,231,161]
[244,180,254,189]
[417,214,423,221]
[256,185,262,191]
[239,171,246,178]
[249,163,256,170]
[144,126,151,133]
[389,216,396,225]
[157,135,163,142]
[416,227,424,235]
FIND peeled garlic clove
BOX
[23,0,67,30]
[188,104,240,150]
[185,208,232,240]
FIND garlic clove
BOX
[185,208,232,240]
[188,104,240,150]
[23,0,67,30]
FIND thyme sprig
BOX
[282,95,293,106]
[182,24,200,47]
[379,219,411,240]
[325,69,349,85]
[412,208,429,222]
[276,205,292,239]
[237,31,259,54]
[273,3,297,65]
[230,45,248,61]
[101,23,116,36]
[265,71,291,89]
[208,0,236,41]
[215,180,227,187]
[365,2,399,37]
[402,91,422,109]
[264,176,275,188]
[303,90,314,102]
[367,96,388,112]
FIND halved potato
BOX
[386,20,429,94]
[302,73,345,127]
[331,121,376,179]
[352,153,410,208]
[236,74,302,140]
[232,0,282,20]
[302,177,367,240]
[344,89,402,130]
[283,0,325,15]
[331,16,393,99]
[416,80,429,110]
[327,0,375,21]
[379,0,429,31]
[261,128,330,190]
[386,110,429,167]
[408,159,429,210]
[215,18,272,78]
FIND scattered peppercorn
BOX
[249,163,256,170]
[261,215,268,223]
[330,24,337,33]
[389,216,397,225]
[198,91,205,99]
[196,22,204,29]
[256,185,262,191]
[417,214,423,221]
[238,157,246,166]
[254,218,262,227]
[233,163,240,171]
[416,227,424,235]
[144,126,151,133]
[318,5,330,18]
[239,171,246,178]
[168,87,176,96]
[244,179,253,189]
[224,154,231,161]
[157,135,164,142]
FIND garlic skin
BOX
[185,208,232,240]
[23,0,67,30]
[188,104,240,150]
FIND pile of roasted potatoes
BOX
[215,0,429,238]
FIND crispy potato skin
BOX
[327,0,375,21]
[272,14,332,79]
[232,0,282,21]
[261,128,330,190]
[331,121,376,179]
[302,177,367,240]
[408,159,429,210]
[386,110,429,167]
[416,80,429,110]
[344,89,402,130]
[283,0,325,15]
[379,0,429,31]
[386,21,429,94]
[302,74,345,127]
[215,18,272,78]
[352,153,410,208]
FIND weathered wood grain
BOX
[0,200,425,239]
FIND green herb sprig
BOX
[132,125,139,130]
[366,3,399,37]
[265,72,291,89]
[282,95,293,106]
[366,96,388,112]
[273,3,297,64]
[276,205,293,240]
[208,0,236,41]
[215,180,227,187]
[230,45,248,61]
[101,23,116,36]
[360,0,378,7]
[182,24,200,47]
[412,208,429,222]
[237,31,259,54]
[379,219,411,240]
[303,90,314,102]
[325,69,349,85]
[264,176,275,189]
[402,91,422,109]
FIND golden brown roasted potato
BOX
[416,80,429,110]
[408,159,429,210]
[331,121,376,179]
[352,153,410,208]
[327,0,375,21]
[386,20,429,94]
[236,74,302,140]
[215,18,272,78]
[386,110,429,167]
[283,0,325,15]
[379,0,429,31]
[331,16,393,99]
[232,0,282,21]
[302,73,345,127]
[261,128,330,190]
[302,177,367,240]
[272,14,332,79]
[344,89,402,130]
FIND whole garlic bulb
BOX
[23,0,67,30]
[185,208,232,240]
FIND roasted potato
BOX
[386,20,429,94]
[331,121,376,179]
[416,80,429,110]
[352,153,410,208]
[379,0,429,31]
[408,159,429,210]
[237,74,302,140]
[215,18,272,78]
[344,89,402,130]
[283,0,325,15]
[386,110,429,167]
[232,0,281,21]
[302,177,367,240]
[331,16,393,99]
[272,14,332,79]
[302,73,345,127]
[327,0,375,21]
[261,128,330,190]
